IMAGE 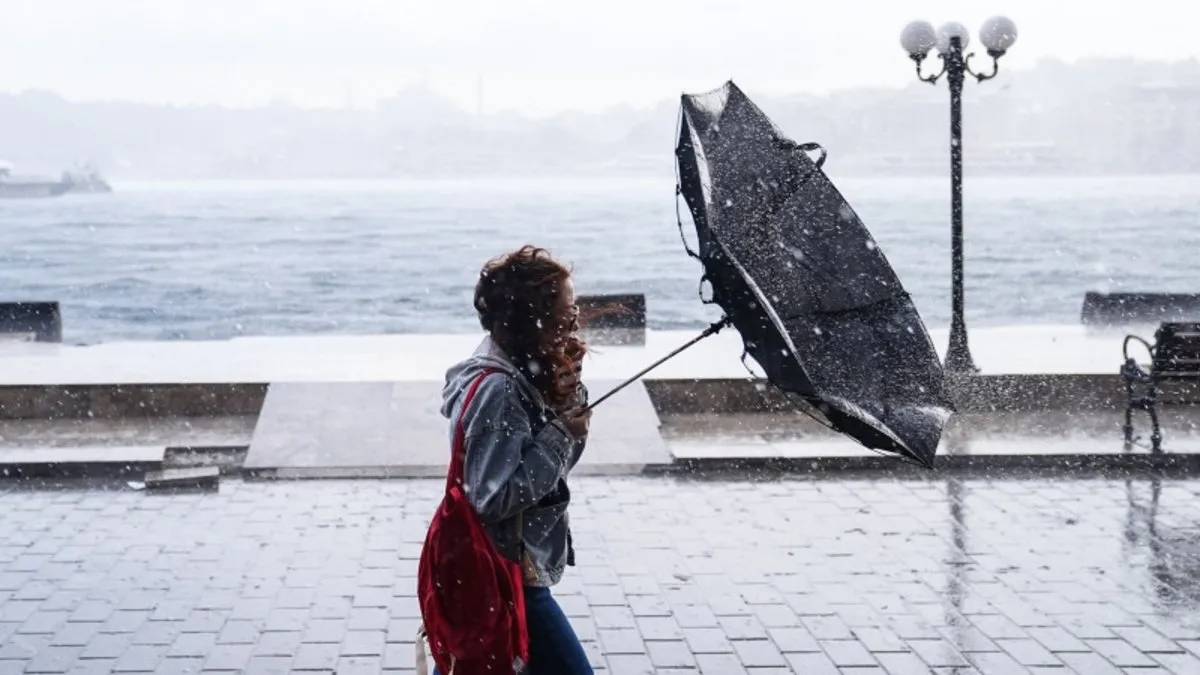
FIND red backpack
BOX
[416,370,530,675]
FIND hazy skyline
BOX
[3,1,1199,115]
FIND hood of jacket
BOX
[440,335,544,419]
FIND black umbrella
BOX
[588,81,952,468]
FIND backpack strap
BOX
[445,368,499,494]
[448,368,536,583]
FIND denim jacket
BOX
[440,336,587,587]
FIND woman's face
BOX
[554,278,579,337]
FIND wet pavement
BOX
[1,474,1200,674]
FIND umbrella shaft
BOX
[584,318,731,411]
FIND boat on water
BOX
[0,161,112,199]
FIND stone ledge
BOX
[0,383,268,420]
[0,444,165,478]
[646,374,1200,414]
[0,373,1196,421]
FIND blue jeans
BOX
[434,585,593,675]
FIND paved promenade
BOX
[0,324,1143,385]
[1,474,1199,674]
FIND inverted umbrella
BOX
[588,81,952,468]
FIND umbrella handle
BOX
[583,317,732,411]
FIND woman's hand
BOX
[554,343,585,405]
[559,406,592,439]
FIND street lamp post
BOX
[900,17,1018,375]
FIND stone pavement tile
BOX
[167,631,217,657]
[132,620,181,646]
[381,642,410,670]
[720,615,769,640]
[646,640,695,668]
[21,646,82,674]
[629,594,671,617]
[1151,652,1200,672]
[292,642,340,671]
[593,605,636,629]
[605,653,656,674]
[855,628,914,656]
[216,619,260,645]
[873,652,934,675]
[255,630,302,657]
[50,621,100,647]
[583,640,607,672]
[1058,652,1125,674]
[179,609,227,634]
[243,656,293,674]
[936,626,1000,653]
[1025,625,1091,653]
[804,615,856,640]
[112,644,168,672]
[969,614,1029,640]
[20,610,71,635]
[884,617,944,640]
[64,660,117,675]
[906,639,970,668]
[0,601,40,623]
[733,638,787,668]
[1085,638,1159,667]
[684,627,733,654]
[1112,625,1185,653]
[994,637,1063,666]
[263,608,307,632]
[574,617,599,643]
[695,653,743,674]
[636,616,682,640]
[78,632,134,660]
[821,639,878,667]
[341,629,386,657]
[768,626,821,653]
[1057,615,1117,640]
[204,644,256,671]
[752,603,798,628]
[386,617,422,643]
[99,610,149,634]
[784,651,841,674]
[674,603,719,628]
[599,627,645,654]
[156,656,207,674]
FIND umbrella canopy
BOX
[675,81,953,467]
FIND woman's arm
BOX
[461,373,577,523]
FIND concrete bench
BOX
[0,302,62,343]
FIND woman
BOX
[435,245,594,674]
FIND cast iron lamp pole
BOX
[900,17,1018,374]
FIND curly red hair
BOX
[475,245,586,410]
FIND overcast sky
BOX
[2,0,1196,115]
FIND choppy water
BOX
[1,175,1198,343]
